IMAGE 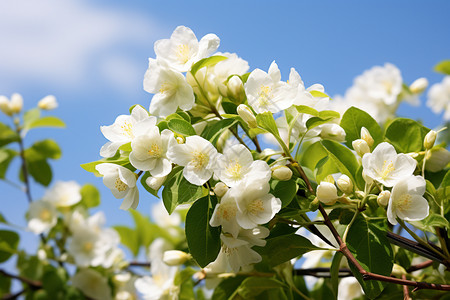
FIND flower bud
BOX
[38,95,58,110]
[360,127,374,147]
[9,93,23,114]
[352,139,370,157]
[423,130,437,150]
[227,76,245,102]
[337,174,353,194]
[145,175,166,191]
[213,182,228,197]
[0,96,12,116]
[237,104,257,128]
[391,264,407,276]
[425,147,450,172]
[163,250,191,266]
[377,190,390,207]
[271,165,293,181]
[176,136,185,144]
[362,170,373,184]
[320,124,346,142]
[316,181,338,205]
[409,77,428,94]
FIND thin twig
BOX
[402,274,412,300]
[294,267,353,278]
[406,260,433,273]
[1,289,26,300]
[128,261,151,267]
[0,269,41,289]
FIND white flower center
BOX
[191,151,209,170]
[115,178,128,192]
[258,85,273,107]
[39,209,52,221]
[176,44,190,64]
[224,246,237,256]
[247,199,264,216]
[148,144,162,158]
[383,80,393,94]
[120,121,134,139]
[380,160,395,179]
[159,82,175,96]
[226,161,242,180]
[220,203,237,221]
[83,242,94,253]
[395,194,412,212]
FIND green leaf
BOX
[340,106,383,149]
[346,214,393,299]
[162,170,205,214]
[80,184,100,208]
[221,100,238,114]
[0,148,17,179]
[255,233,322,267]
[168,118,196,136]
[16,254,44,281]
[434,60,450,75]
[256,112,280,138]
[129,104,148,115]
[27,159,52,186]
[118,142,132,152]
[80,153,131,177]
[0,122,19,147]
[0,230,19,263]
[212,276,247,300]
[31,139,61,159]
[130,210,158,250]
[113,226,139,257]
[185,195,221,267]
[0,213,7,224]
[318,110,340,120]
[306,116,333,130]
[330,251,343,298]
[140,171,160,198]
[0,272,11,296]
[320,140,359,183]
[42,266,66,298]
[190,55,228,76]
[295,105,320,117]
[236,277,286,298]
[409,212,449,233]
[24,108,41,126]
[26,116,66,130]
[310,90,330,99]
[270,179,297,208]
[201,118,237,146]
[439,169,450,189]
[385,118,430,153]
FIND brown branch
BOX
[0,269,41,289]
[402,274,412,300]
[1,289,26,300]
[294,267,353,278]
[128,261,151,267]
[407,260,434,273]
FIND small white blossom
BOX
[72,268,112,300]
[272,165,293,181]
[95,163,139,210]
[387,175,429,225]
[144,58,195,117]
[425,147,450,172]
[154,25,220,73]
[410,77,428,94]
[352,139,370,157]
[42,181,81,207]
[320,123,346,142]
[336,174,353,194]
[145,175,166,191]
[210,191,241,238]
[423,130,437,150]
[167,135,218,185]
[100,105,153,157]
[0,93,23,115]
[427,76,450,120]
[338,277,364,300]
[377,190,390,207]
[317,182,339,205]
[163,250,191,266]
[362,142,417,187]
[213,182,229,197]
[27,200,58,234]
[360,127,374,147]
[38,95,58,110]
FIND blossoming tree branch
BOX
[1,26,449,299]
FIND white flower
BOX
[163,250,191,266]
[220,234,263,272]
[362,142,417,187]
[72,268,112,300]
[210,191,241,238]
[387,175,429,225]
[42,181,81,207]
[336,174,353,194]
[425,147,450,172]
[38,95,58,110]
[271,165,293,181]
[95,163,139,210]
[166,135,218,185]
[377,190,390,207]
[410,77,428,94]
[423,130,437,150]
[316,182,339,205]
[245,61,294,113]
[337,277,364,300]
[213,182,229,197]
[215,144,271,187]
[154,25,220,72]
[232,179,281,230]
[144,58,195,117]
[27,200,58,234]
[238,226,270,247]
[319,123,346,142]
[352,139,370,157]
[427,76,450,120]
[360,127,374,147]
[145,175,167,191]
[130,126,175,177]
[237,104,257,128]
[0,93,23,115]
[100,105,154,157]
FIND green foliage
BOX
[0,122,19,147]
[385,118,430,153]
[25,116,66,130]
[320,139,359,184]
[255,233,322,267]
[42,266,67,298]
[201,119,237,146]
[270,179,298,208]
[0,148,17,179]
[162,169,206,214]
[140,171,160,198]
[0,272,11,297]
[0,230,19,263]
[80,152,132,177]
[409,212,449,234]
[256,112,280,138]
[434,60,450,75]
[30,139,62,159]
[190,55,228,76]
[346,214,393,299]
[235,277,288,299]
[340,106,383,149]
[113,226,139,257]
[185,195,221,267]
[80,184,100,208]
[168,118,196,136]
[212,276,248,300]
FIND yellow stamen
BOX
[248,199,264,216]
[115,178,127,192]
[227,161,242,180]
[120,121,134,139]
[83,242,94,252]
[258,85,273,107]
[176,44,190,64]
[394,194,412,212]
[39,209,51,221]
[148,144,162,158]
[192,151,209,170]
[380,160,395,179]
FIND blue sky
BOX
[0,0,449,254]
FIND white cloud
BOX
[0,0,161,94]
